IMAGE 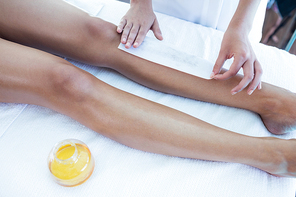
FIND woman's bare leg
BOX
[1,0,295,135]
[0,37,295,177]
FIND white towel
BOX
[0,103,27,138]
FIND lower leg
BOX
[1,38,295,178]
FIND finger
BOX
[133,26,148,48]
[246,60,263,95]
[257,81,262,90]
[117,18,127,33]
[151,19,163,41]
[121,22,133,45]
[211,49,228,78]
[230,60,254,95]
[213,54,244,80]
[125,25,140,49]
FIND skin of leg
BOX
[1,37,295,178]
[1,0,295,135]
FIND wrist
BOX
[228,20,252,36]
[130,0,152,8]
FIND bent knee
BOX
[72,17,119,64]
[49,61,94,103]
[85,17,119,42]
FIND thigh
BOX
[0,0,91,52]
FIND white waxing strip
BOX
[118,36,213,79]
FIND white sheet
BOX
[1,0,296,196]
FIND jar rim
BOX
[53,139,78,164]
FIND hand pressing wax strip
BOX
[118,36,213,79]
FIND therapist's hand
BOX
[117,0,163,49]
[211,26,262,95]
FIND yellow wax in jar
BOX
[49,143,94,186]
[57,145,76,160]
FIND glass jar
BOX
[48,139,95,187]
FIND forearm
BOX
[228,0,261,33]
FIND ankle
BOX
[264,138,296,177]
[260,96,282,116]
[258,87,296,134]
[264,138,286,173]
[252,137,287,176]
[236,137,281,174]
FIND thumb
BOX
[151,19,163,40]
[211,51,227,78]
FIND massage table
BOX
[1,0,296,196]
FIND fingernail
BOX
[258,83,262,90]
[210,72,215,79]
[122,38,126,43]
[133,42,138,48]
[231,91,237,95]
[125,42,131,48]
[247,89,254,95]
